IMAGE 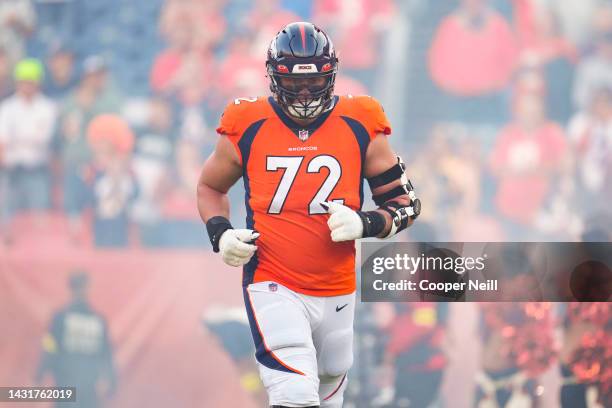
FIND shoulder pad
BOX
[337,95,391,137]
[216,97,270,137]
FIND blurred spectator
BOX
[32,0,76,43]
[559,303,610,408]
[221,0,253,40]
[87,114,136,248]
[436,131,506,241]
[408,124,505,241]
[131,98,174,224]
[428,0,518,97]
[214,34,267,106]
[90,158,136,248]
[246,0,301,63]
[135,139,208,247]
[548,0,601,49]
[401,127,450,228]
[174,137,204,200]
[43,43,77,100]
[515,0,577,62]
[533,178,583,240]
[573,25,612,109]
[475,303,549,407]
[0,58,56,218]
[0,0,35,64]
[314,0,394,90]
[59,55,121,239]
[35,271,117,408]
[516,2,577,124]
[159,0,226,53]
[446,159,506,242]
[175,62,218,177]
[0,46,13,98]
[154,0,228,106]
[150,23,212,106]
[568,86,612,216]
[148,136,208,247]
[382,303,449,408]
[490,75,567,232]
[80,55,122,108]
[87,114,134,164]
[179,99,213,153]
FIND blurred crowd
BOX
[400,0,612,242]
[396,0,612,241]
[0,0,611,247]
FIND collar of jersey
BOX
[267,96,339,139]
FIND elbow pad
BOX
[378,197,421,238]
[367,156,421,238]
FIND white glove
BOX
[323,201,363,242]
[219,229,259,267]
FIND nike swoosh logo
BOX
[336,303,348,312]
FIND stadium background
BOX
[0,0,610,407]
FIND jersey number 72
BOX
[266,155,344,215]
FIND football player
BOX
[197,22,420,408]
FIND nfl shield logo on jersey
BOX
[298,129,309,141]
[268,283,278,292]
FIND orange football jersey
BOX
[217,95,391,296]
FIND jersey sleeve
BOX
[354,96,392,138]
[216,100,246,165]
[216,101,238,137]
[216,98,269,166]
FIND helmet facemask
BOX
[269,68,336,121]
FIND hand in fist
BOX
[322,201,363,242]
[219,229,259,267]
